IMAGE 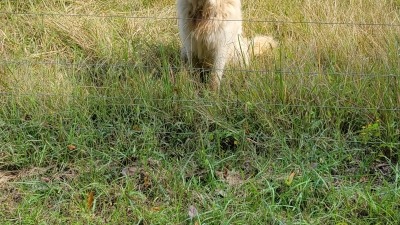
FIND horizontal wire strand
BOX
[1,60,399,78]
[1,11,400,27]
[1,92,399,111]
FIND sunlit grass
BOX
[1,0,399,224]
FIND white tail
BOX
[248,36,278,56]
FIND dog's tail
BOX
[248,36,277,56]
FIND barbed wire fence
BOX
[1,11,400,148]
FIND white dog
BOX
[177,0,277,90]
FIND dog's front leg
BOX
[210,48,228,91]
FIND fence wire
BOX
[0,121,398,148]
[1,11,400,27]
[1,10,399,146]
[1,60,400,79]
[1,92,399,112]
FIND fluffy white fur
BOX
[177,0,277,90]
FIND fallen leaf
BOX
[67,145,76,151]
[87,191,95,210]
[285,172,296,186]
[188,205,198,220]
[151,206,161,212]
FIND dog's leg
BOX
[181,38,193,65]
[210,48,228,91]
[181,40,196,72]
[182,42,205,84]
[180,46,188,64]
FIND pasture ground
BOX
[1,0,399,224]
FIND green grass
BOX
[1,0,400,224]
